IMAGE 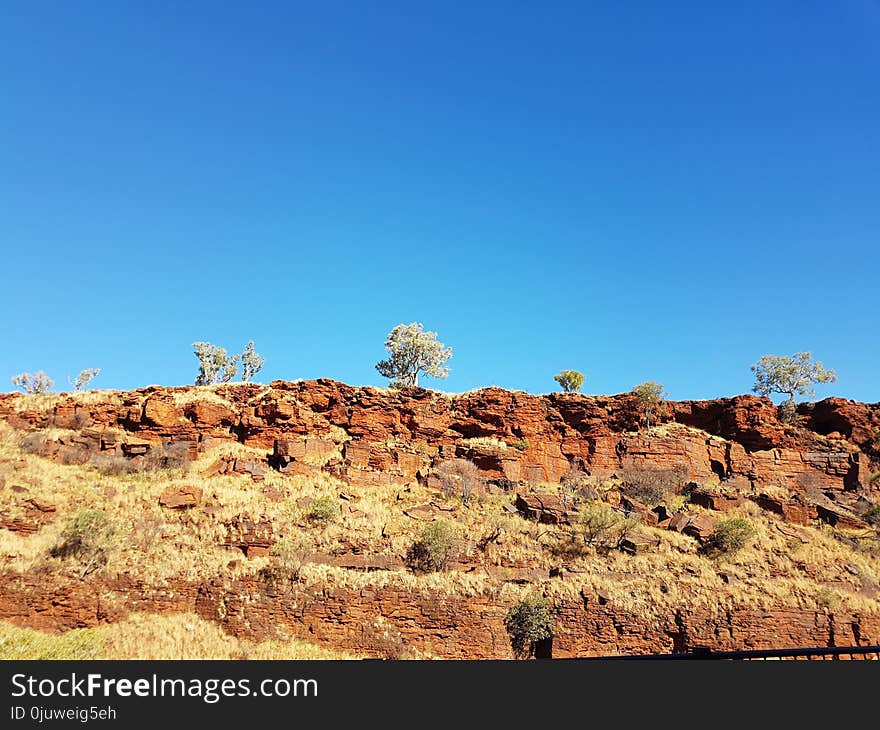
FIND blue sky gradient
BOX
[1,2,878,401]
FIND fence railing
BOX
[584,645,880,660]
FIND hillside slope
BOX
[1,381,879,658]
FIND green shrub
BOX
[508,438,528,451]
[307,495,340,525]
[406,520,461,572]
[631,381,666,429]
[52,510,115,578]
[261,535,311,582]
[504,593,554,658]
[709,517,756,555]
[778,399,798,425]
[578,502,640,551]
[554,370,585,393]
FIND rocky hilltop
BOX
[1,380,879,658]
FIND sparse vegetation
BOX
[406,520,461,572]
[869,431,880,458]
[145,442,191,471]
[631,381,666,430]
[461,436,507,451]
[862,504,880,528]
[0,623,104,660]
[240,341,265,382]
[11,371,54,395]
[554,370,585,393]
[359,619,414,660]
[577,502,640,552]
[778,399,798,424]
[18,432,49,455]
[52,509,115,578]
[193,342,239,385]
[88,453,142,476]
[375,322,452,388]
[436,458,480,503]
[3,382,880,660]
[619,466,686,507]
[560,469,597,501]
[90,443,191,475]
[307,495,340,525]
[751,352,837,424]
[813,586,843,612]
[261,535,311,582]
[708,517,756,555]
[504,593,554,658]
[70,368,100,391]
[0,615,354,660]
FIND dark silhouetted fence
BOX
[585,645,880,660]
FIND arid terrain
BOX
[1,380,879,659]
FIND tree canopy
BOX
[751,352,837,402]
[375,322,452,388]
[631,381,666,429]
[554,370,585,393]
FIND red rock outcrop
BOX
[0,497,57,534]
[2,380,876,515]
[1,572,878,659]
[2,381,880,657]
[514,493,570,524]
[158,485,202,510]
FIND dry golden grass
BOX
[171,388,235,408]
[0,623,103,660]
[5,390,124,413]
[171,382,274,406]
[3,382,275,417]
[643,422,728,441]
[460,436,508,451]
[2,415,880,645]
[0,613,355,660]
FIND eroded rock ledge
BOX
[2,381,879,657]
[2,380,877,510]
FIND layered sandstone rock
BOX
[2,381,880,658]
[1,572,879,659]
[2,380,876,515]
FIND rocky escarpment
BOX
[1,381,879,658]
[2,572,879,659]
[2,380,877,516]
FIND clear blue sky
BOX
[1,1,878,401]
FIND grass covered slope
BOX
[0,613,355,660]
[1,384,879,658]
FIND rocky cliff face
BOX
[1,381,879,658]
[2,381,877,511]
[3,572,878,658]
